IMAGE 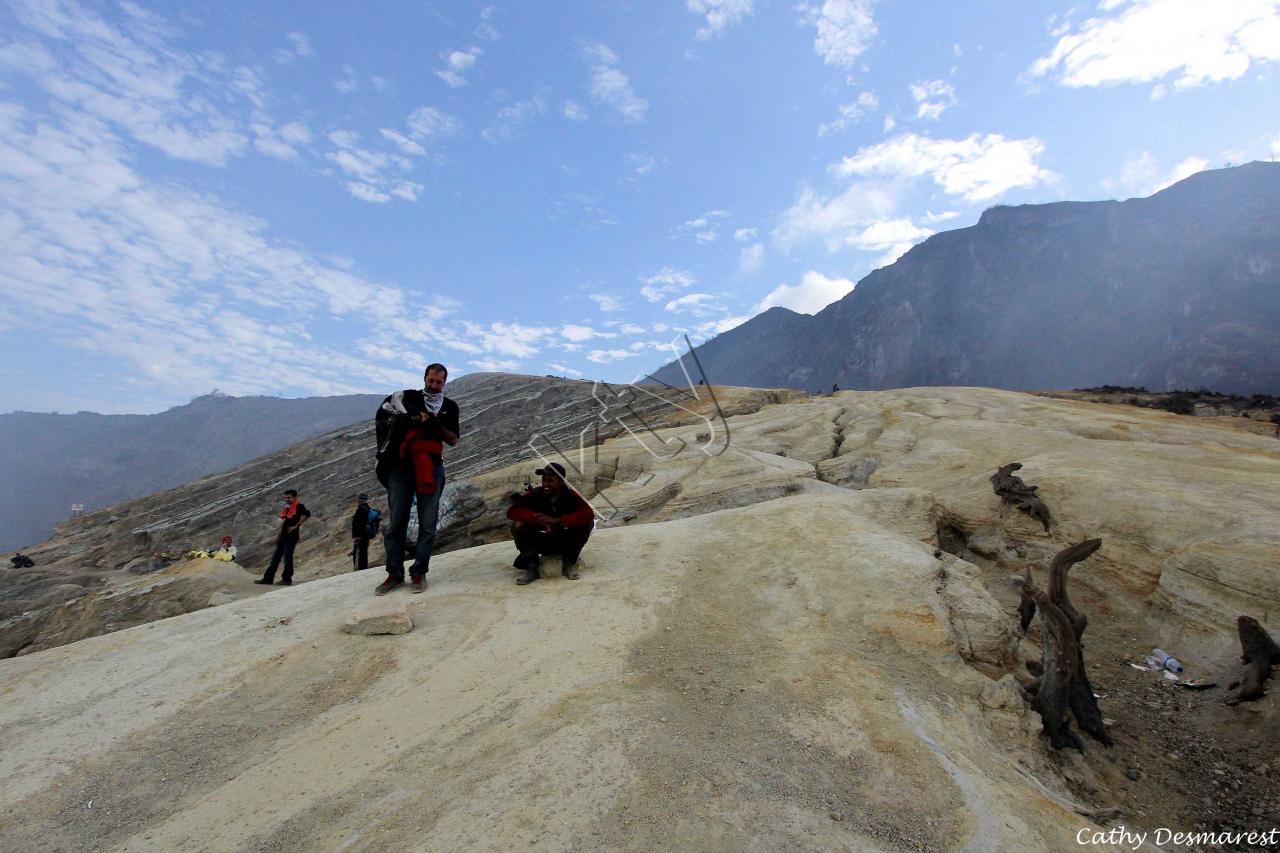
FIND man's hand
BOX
[412,411,434,423]
[533,513,560,529]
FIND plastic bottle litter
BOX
[1147,648,1183,674]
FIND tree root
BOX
[1014,538,1109,749]
[991,462,1052,532]
[1225,616,1280,705]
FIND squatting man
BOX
[506,461,596,585]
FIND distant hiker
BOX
[374,363,461,595]
[211,536,238,562]
[350,492,381,572]
[832,383,839,394]
[506,462,595,585]
[9,552,35,568]
[256,489,311,586]
[186,535,238,562]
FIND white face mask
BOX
[422,386,444,414]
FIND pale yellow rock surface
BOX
[341,597,414,635]
[0,492,1100,852]
[2,385,1276,850]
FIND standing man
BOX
[374,363,460,595]
[506,462,595,585]
[350,492,379,571]
[256,489,311,586]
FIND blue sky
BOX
[1,0,1278,413]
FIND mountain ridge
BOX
[653,161,1280,395]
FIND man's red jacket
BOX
[507,485,595,528]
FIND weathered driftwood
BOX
[1016,538,1110,749]
[1225,616,1280,705]
[990,462,1052,532]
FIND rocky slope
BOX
[0,391,385,552]
[0,374,796,656]
[1,385,1277,849]
[652,162,1280,396]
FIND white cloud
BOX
[619,323,646,334]
[587,348,638,363]
[1160,155,1209,189]
[774,182,897,250]
[345,182,390,203]
[1106,150,1210,196]
[853,218,933,266]
[472,358,519,372]
[665,292,716,313]
[798,0,878,68]
[833,132,1054,201]
[923,209,959,223]
[324,128,431,203]
[687,0,755,40]
[589,293,623,312]
[547,362,583,377]
[273,31,314,64]
[252,122,309,160]
[675,209,730,243]
[818,91,878,136]
[561,324,616,342]
[584,43,649,123]
[0,0,253,167]
[641,267,697,301]
[335,64,359,94]
[627,152,657,178]
[690,314,750,340]
[734,227,758,241]
[882,114,896,132]
[484,89,549,143]
[775,182,934,259]
[563,100,588,121]
[738,242,765,274]
[754,270,854,314]
[0,102,460,404]
[1031,0,1280,93]
[406,106,462,138]
[436,46,482,87]
[1272,136,1280,157]
[461,321,553,359]
[380,128,426,156]
[909,79,957,120]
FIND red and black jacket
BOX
[507,486,595,528]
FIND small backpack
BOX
[365,508,382,539]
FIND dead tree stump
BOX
[991,463,1052,532]
[1015,538,1110,749]
[1226,616,1280,705]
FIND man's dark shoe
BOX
[254,578,273,585]
[562,560,581,580]
[516,568,540,585]
[375,576,403,596]
[410,575,427,594]
[277,579,293,586]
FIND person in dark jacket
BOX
[350,492,374,571]
[256,488,311,586]
[374,363,461,595]
[506,462,595,585]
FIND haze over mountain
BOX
[0,392,382,552]
[653,163,1280,395]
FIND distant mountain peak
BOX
[651,162,1280,397]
